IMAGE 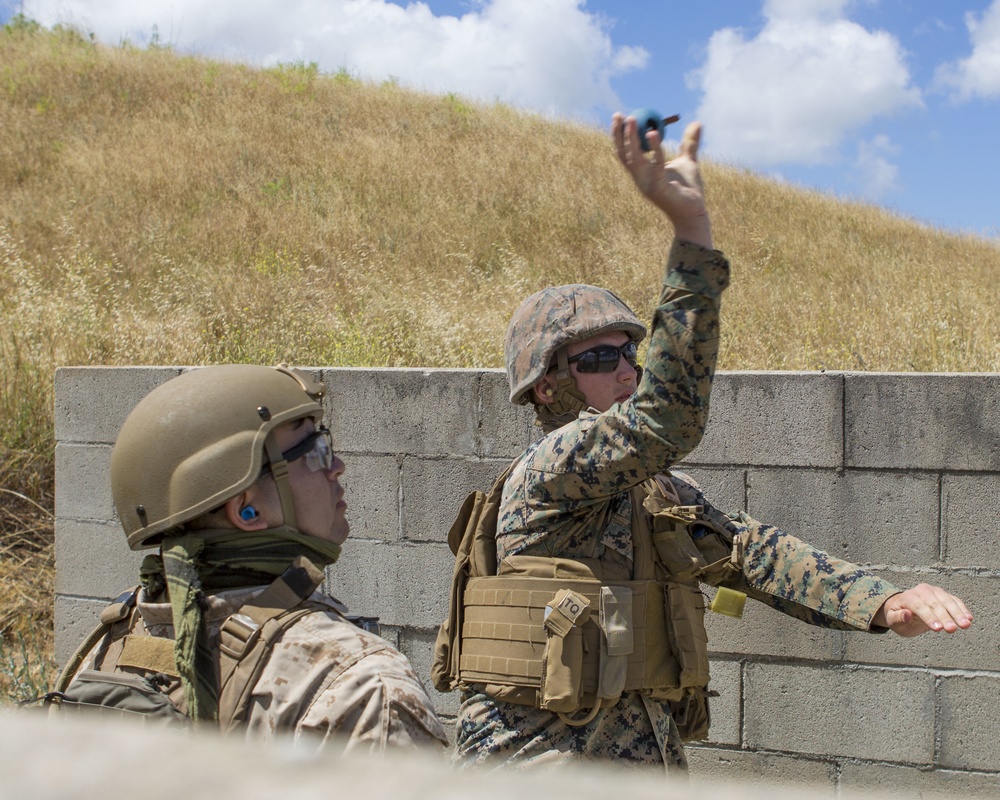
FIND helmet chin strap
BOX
[263,433,297,530]
[535,350,645,433]
[535,349,588,432]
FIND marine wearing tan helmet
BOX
[111,364,325,549]
[59,363,450,747]
[504,284,646,417]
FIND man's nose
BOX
[327,455,346,479]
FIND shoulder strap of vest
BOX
[215,555,328,732]
[446,461,516,573]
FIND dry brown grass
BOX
[0,449,55,701]
[1,19,998,698]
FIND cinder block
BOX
[705,589,845,662]
[323,368,480,457]
[54,443,114,522]
[689,371,843,468]
[54,595,107,667]
[939,674,1000,771]
[401,457,510,544]
[744,663,935,762]
[327,539,453,629]
[55,518,141,598]
[746,467,940,566]
[845,374,1000,471]
[477,370,538,458]
[400,628,461,720]
[339,454,401,542]
[705,659,740,746]
[53,366,182,444]
[843,572,997,671]
[839,762,1000,799]
[671,466,746,514]
[686,747,837,795]
[942,473,1000,567]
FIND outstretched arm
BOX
[873,583,974,637]
[611,113,713,249]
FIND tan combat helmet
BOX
[504,284,646,409]
[111,364,325,550]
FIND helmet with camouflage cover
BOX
[505,284,646,406]
[111,364,325,550]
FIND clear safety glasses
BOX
[261,426,335,475]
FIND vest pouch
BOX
[597,585,633,700]
[539,589,590,713]
[663,582,710,689]
[650,525,707,580]
[45,670,190,728]
[689,522,731,566]
[539,628,585,713]
[669,687,715,742]
[689,517,741,585]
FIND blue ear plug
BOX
[240,506,257,521]
[629,109,681,152]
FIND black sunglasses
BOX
[261,426,335,476]
[565,340,639,373]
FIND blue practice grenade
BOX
[629,108,680,152]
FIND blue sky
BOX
[4,0,999,238]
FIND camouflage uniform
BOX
[74,585,448,754]
[453,240,900,772]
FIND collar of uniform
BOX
[135,584,347,628]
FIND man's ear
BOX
[532,374,558,405]
[224,493,269,532]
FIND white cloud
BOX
[762,0,852,25]
[852,134,899,197]
[934,0,1000,101]
[688,2,921,167]
[22,0,647,120]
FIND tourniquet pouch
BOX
[540,588,590,712]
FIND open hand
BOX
[874,583,974,637]
[611,113,712,249]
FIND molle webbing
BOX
[458,575,683,699]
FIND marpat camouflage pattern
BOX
[454,240,900,773]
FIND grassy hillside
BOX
[1,18,998,697]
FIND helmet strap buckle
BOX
[544,349,588,418]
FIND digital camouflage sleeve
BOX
[497,238,729,563]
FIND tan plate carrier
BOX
[52,555,331,731]
[433,466,741,739]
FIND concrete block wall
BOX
[53,367,1000,796]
